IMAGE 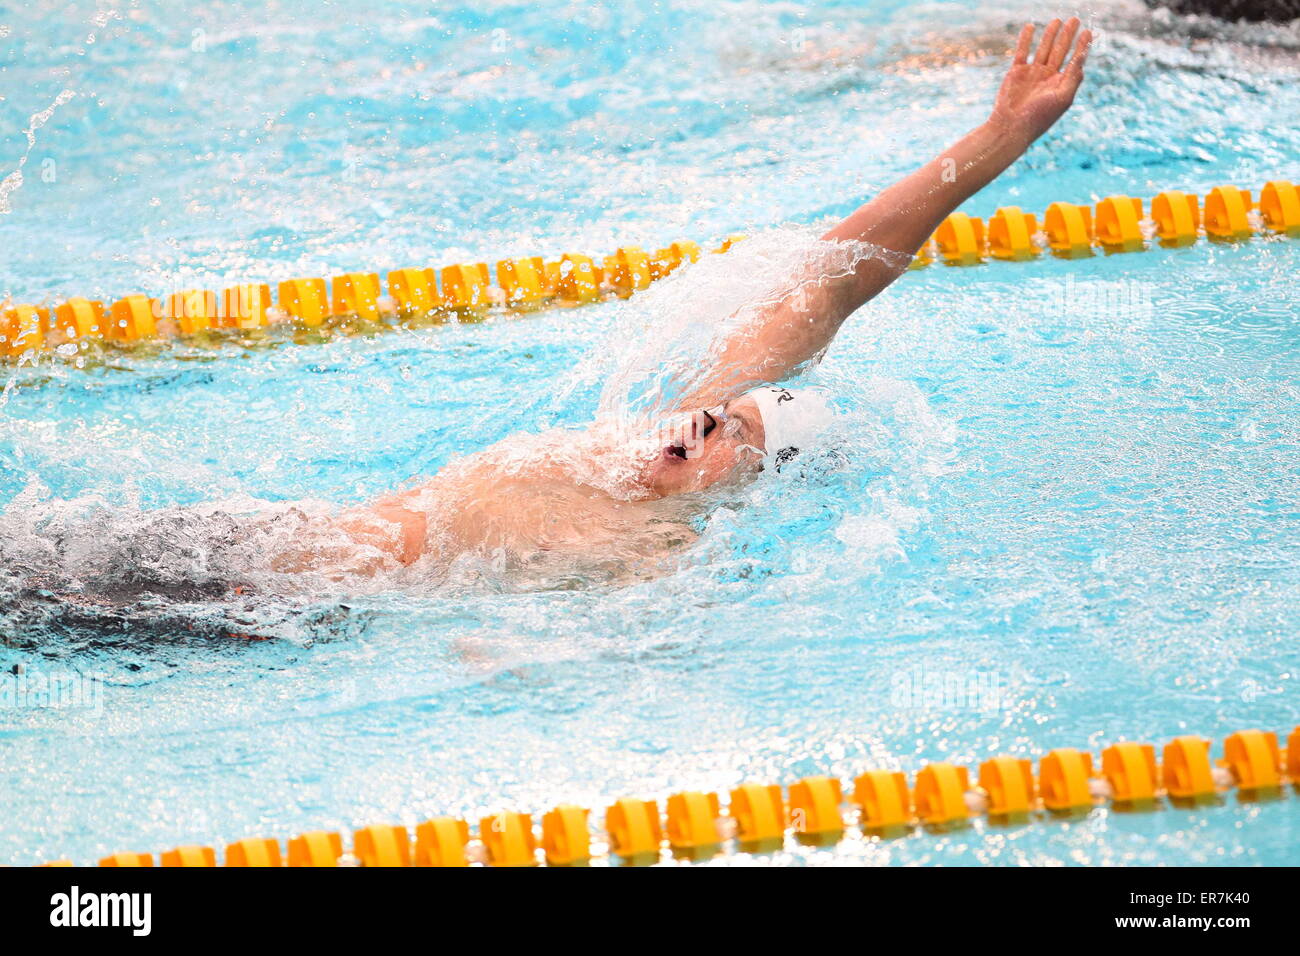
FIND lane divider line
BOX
[34,725,1300,867]
[4,180,1298,367]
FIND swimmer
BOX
[322,19,1093,579]
[8,19,1094,598]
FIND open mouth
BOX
[664,442,688,460]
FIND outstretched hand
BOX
[990,18,1092,146]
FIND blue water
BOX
[2,0,1299,865]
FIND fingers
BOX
[1034,18,1061,65]
[1012,23,1034,65]
[1067,29,1093,80]
[1048,17,1080,70]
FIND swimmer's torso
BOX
[339,426,700,580]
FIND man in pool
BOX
[318,19,1092,580]
[13,18,1091,602]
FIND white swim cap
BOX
[746,385,834,462]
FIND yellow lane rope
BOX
[36,725,1300,867]
[3,180,1299,367]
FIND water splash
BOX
[0,89,76,215]
[556,227,910,424]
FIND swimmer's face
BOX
[642,394,767,496]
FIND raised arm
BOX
[678,18,1092,409]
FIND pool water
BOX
[2,0,1298,865]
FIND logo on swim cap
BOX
[746,385,834,462]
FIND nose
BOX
[700,409,718,438]
[674,411,714,459]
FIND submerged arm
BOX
[678,18,1092,408]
